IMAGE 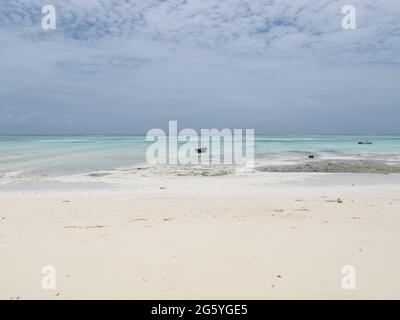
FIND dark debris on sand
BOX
[256,160,400,174]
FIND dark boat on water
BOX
[195,147,207,153]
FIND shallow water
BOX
[1,135,400,177]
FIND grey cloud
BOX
[0,0,399,134]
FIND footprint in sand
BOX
[272,210,308,220]
[64,225,107,229]
[127,218,148,223]
[325,198,344,203]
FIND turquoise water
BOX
[1,135,400,176]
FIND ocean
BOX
[1,135,400,177]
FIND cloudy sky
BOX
[0,0,399,134]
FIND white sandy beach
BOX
[1,171,400,299]
[2,0,400,304]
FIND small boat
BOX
[358,140,372,145]
[195,147,207,154]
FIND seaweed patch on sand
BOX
[256,160,400,174]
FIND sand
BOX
[1,172,400,299]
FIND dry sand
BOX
[1,172,400,299]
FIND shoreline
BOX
[2,158,400,180]
[2,171,400,192]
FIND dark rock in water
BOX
[195,147,207,154]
